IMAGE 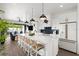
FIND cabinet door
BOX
[68,23,76,41]
[60,24,66,39]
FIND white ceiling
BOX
[0,3,77,13]
[0,3,77,20]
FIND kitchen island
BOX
[17,33,58,56]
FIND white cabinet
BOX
[68,23,76,41]
[59,22,77,53]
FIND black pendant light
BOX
[40,3,47,20]
[30,8,35,22]
[30,18,35,21]
[25,18,28,23]
[25,20,28,23]
[44,19,48,23]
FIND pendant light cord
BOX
[32,8,33,18]
[42,3,44,14]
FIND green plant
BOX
[0,34,6,43]
[0,19,8,44]
[0,19,8,32]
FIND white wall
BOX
[52,9,77,27]
[77,4,79,54]
[0,4,5,19]
[3,4,27,21]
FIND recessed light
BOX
[60,5,63,7]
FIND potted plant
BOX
[0,19,8,44]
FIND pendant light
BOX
[30,8,35,22]
[25,20,28,23]
[25,18,28,23]
[40,3,47,20]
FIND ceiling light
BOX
[60,5,63,7]
[40,14,47,20]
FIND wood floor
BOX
[0,36,79,56]
[0,36,27,56]
[58,48,79,56]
